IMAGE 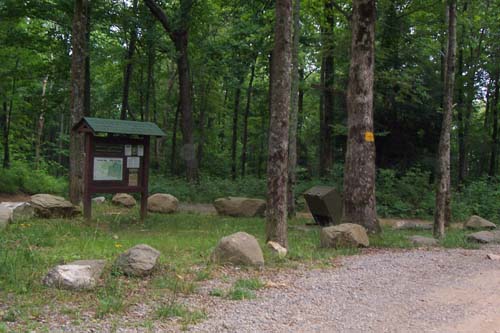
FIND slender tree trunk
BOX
[58,112,65,168]
[319,0,335,177]
[287,0,300,216]
[84,2,91,117]
[456,7,466,184]
[266,0,292,248]
[231,75,244,180]
[489,71,500,177]
[120,0,138,120]
[342,0,380,233]
[197,82,209,169]
[241,60,256,177]
[69,0,88,204]
[2,102,9,169]
[171,101,181,175]
[35,76,49,169]
[434,0,457,238]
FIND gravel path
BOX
[191,246,500,333]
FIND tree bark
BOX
[120,0,138,120]
[489,71,500,177]
[266,0,292,248]
[342,0,380,233]
[84,1,91,117]
[241,60,256,177]
[69,0,88,204]
[319,0,335,177]
[197,82,210,169]
[434,0,457,238]
[171,101,181,175]
[35,76,48,169]
[145,0,198,182]
[287,0,300,216]
[231,75,244,180]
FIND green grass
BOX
[0,203,481,330]
[156,302,206,327]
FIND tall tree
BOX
[145,0,198,182]
[287,0,300,215]
[489,70,499,176]
[121,0,139,120]
[434,0,457,238]
[342,0,380,233]
[266,0,293,248]
[69,0,88,204]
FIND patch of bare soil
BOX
[0,193,31,203]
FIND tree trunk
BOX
[197,82,210,169]
[266,0,292,248]
[2,101,9,169]
[171,101,181,175]
[489,71,500,177]
[69,0,88,204]
[35,76,49,169]
[287,0,300,216]
[319,0,335,177]
[84,2,91,117]
[241,60,256,177]
[342,0,380,233]
[434,0,457,238]
[231,75,244,180]
[120,6,138,120]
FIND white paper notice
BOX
[137,145,144,156]
[127,156,140,169]
[125,144,132,156]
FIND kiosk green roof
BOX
[73,117,166,137]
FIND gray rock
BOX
[0,202,34,222]
[115,244,160,276]
[408,235,439,247]
[392,221,433,231]
[213,197,266,217]
[0,206,12,230]
[320,223,370,248]
[464,215,497,230]
[466,231,500,244]
[211,232,264,267]
[267,241,287,257]
[112,193,136,208]
[42,259,106,290]
[92,196,106,204]
[30,194,80,218]
[147,193,179,214]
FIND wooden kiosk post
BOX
[73,117,165,222]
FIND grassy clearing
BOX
[0,203,481,330]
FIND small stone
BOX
[213,197,266,217]
[147,193,179,214]
[486,253,500,260]
[211,232,264,267]
[464,215,496,230]
[267,241,287,257]
[408,235,439,247]
[112,193,136,208]
[320,223,369,248]
[115,244,160,276]
[92,196,106,204]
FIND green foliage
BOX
[452,178,500,223]
[233,278,263,291]
[0,161,66,195]
[208,288,224,297]
[95,279,125,319]
[227,287,255,300]
[156,302,206,326]
[152,274,197,294]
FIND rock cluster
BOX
[320,223,369,248]
[30,194,80,218]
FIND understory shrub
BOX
[0,161,66,195]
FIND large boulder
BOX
[466,231,500,244]
[211,232,264,267]
[42,259,106,290]
[320,223,369,248]
[112,193,136,208]
[30,194,80,218]
[115,244,160,276]
[0,206,12,230]
[464,215,497,230]
[147,193,179,214]
[213,197,266,217]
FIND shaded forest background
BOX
[1,0,499,221]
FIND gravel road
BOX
[191,246,500,333]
